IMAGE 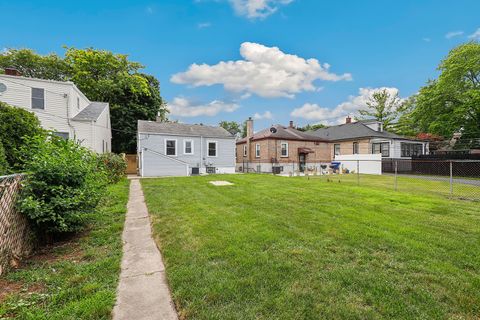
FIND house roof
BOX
[138,120,235,138]
[71,102,108,121]
[236,124,329,144]
[309,121,413,141]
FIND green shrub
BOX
[97,153,127,183]
[18,135,107,234]
[0,102,45,170]
[0,139,8,175]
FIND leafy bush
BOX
[97,153,127,183]
[0,102,45,170]
[18,135,107,234]
[0,139,8,175]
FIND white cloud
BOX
[198,22,212,29]
[445,31,464,39]
[145,6,154,14]
[468,28,480,40]
[422,37,431,42]
[253,111,273,120]
[290,87,402,125]
[167,97,239,117]
[229,0,293,19]
[171,42,352,98]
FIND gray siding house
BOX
[137,120,236,177]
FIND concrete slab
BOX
[112,179,178,320]
[209,180,234,186]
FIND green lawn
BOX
[142,174,480,320]
[0,179,130,320]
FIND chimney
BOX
[345,116,352,124]
[4,68,21,76]
[289,120,294,128]
[246,117,254,138]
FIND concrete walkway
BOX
[113,178,178,320]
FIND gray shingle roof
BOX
[309,121,408,141]
[237,124,329,144]
[71,102,108,121]
[138,120,235,138]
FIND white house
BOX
[0,69,111,153]
[137,120,236,177]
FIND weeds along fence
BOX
[0,174,34,275]
[237,159,480,201]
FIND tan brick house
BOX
[236,118,330,173]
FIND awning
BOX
[298,147,314,154]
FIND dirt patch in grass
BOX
[30,240,84,264]
[0,279,45,304]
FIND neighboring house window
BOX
[184,140,194,155]
[102,140,105,153]
[255,144,260,158]
[165,139,177,156]
[53,132,69,140]
[353,142,359,154]
[401,143,423,157]
[281,142,288,157]
[334,144,340,156]
[372,142,390,157]
[243,145,247,157]
[31,88,45,109]
[77,97,80,109]
[208,141,217,157]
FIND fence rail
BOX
[237,159,480,201]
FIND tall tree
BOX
[357,89,401,129]
[0,48,167,153]
[407,42,480,148]
[219,121,241,135]
[297,123,327,132]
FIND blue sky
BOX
[1,0,479,130]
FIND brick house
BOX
[310,116,429,160]
[236,118,330,174]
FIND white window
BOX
[184,140,194,155]
[255,144,260,158]
[334,144,340,156]
[281,142,288,157]
[165,139,177,156]
[243,145,247,157]
[207,141,217,157]
[31,88,45,109]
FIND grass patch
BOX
[142,174,480,319]
[0,179,130,319]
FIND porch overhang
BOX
[298,147,314,154]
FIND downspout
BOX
[200,136,204,171]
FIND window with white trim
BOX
[184,140,193,155]
[372,142,390,157]
[208,141,217,157]
[281,142,288,157]
[255,144,260,158]
[31,88,45,109]
[243,145,247,157]
[165,139,177,156]
[334,144,340,156]
[353,142,359,154]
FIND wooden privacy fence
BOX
[125,154,138,175]
[0,174,34,276]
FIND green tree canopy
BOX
[0,48,167,153]
[405,42,480,148]
[357,89,401,130]
[219,121,241,135]
[297,123,327,132]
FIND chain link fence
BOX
[237,159,480,201]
